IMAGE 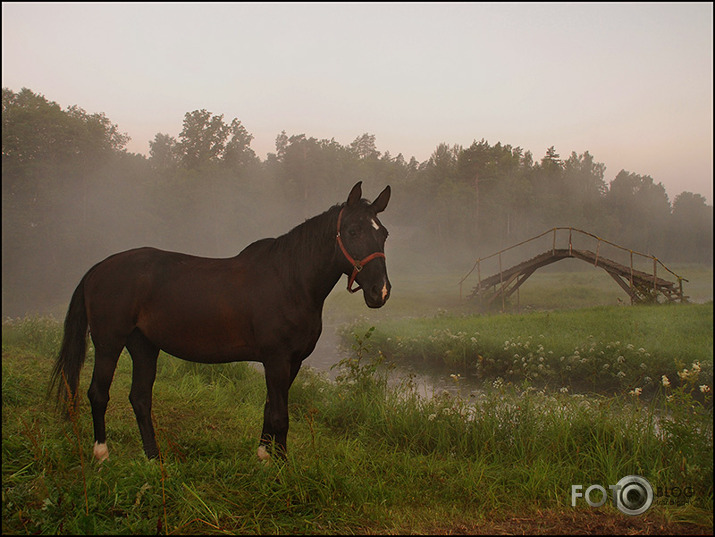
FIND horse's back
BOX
[82,247,261,361]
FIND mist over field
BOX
[2,88,713,318]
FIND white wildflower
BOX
[629,387,642,397]
[661,375,671,387]
[700,385,711,393]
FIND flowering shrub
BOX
[658,361,713,485]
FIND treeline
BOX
[2,88,713,315]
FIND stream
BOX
[301,322,483,400]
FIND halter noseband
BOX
[336,207,386,293]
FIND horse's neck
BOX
[274,207,344,305]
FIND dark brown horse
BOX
[50,182,391,462]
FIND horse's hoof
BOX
[93,441,109,462]
[257,445,271,464]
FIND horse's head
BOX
[337,182,391,308]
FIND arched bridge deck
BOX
[459,228,688,309]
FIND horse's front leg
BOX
[258,358,301,462]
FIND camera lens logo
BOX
[571,475,654,516]
[613,475,653,516]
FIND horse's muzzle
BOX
[364,278,391,308]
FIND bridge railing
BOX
[458,227,688,301]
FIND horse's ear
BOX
[347,181,363,207]
[371,185,391,213]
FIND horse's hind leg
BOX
[126,329,160,459]
[87,338,124,462]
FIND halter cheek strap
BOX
[336,207,386,293]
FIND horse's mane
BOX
[269,203,343,278]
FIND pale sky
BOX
[2,2,713,203]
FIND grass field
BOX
[2,266,713,534]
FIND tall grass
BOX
[2,311,713,534]
[297,325,713,516]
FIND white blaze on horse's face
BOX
[371,218,380,230]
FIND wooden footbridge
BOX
[459,228,688,310]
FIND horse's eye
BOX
[348,228,359,238]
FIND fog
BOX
[1,160,428,318]
[2,89,713,322]
[3,159,711,320]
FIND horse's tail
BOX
[49,276,89,417]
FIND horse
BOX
[49,181,391,463]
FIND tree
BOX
[149,133,178,173]
[2,87,140,315]
[561,151,607,228]
[349,133,380,160]
[669,192,713,263]
[605,170,671,254]
[222,118,256,171]
[275,130,289,161]
[2,87,128,176]
[563,151,606,198]
[176,109,230,169]
[542,146,562,169]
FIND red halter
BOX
[336,207,386,293]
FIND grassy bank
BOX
[2,315,713,534]
[342,303,713,396]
